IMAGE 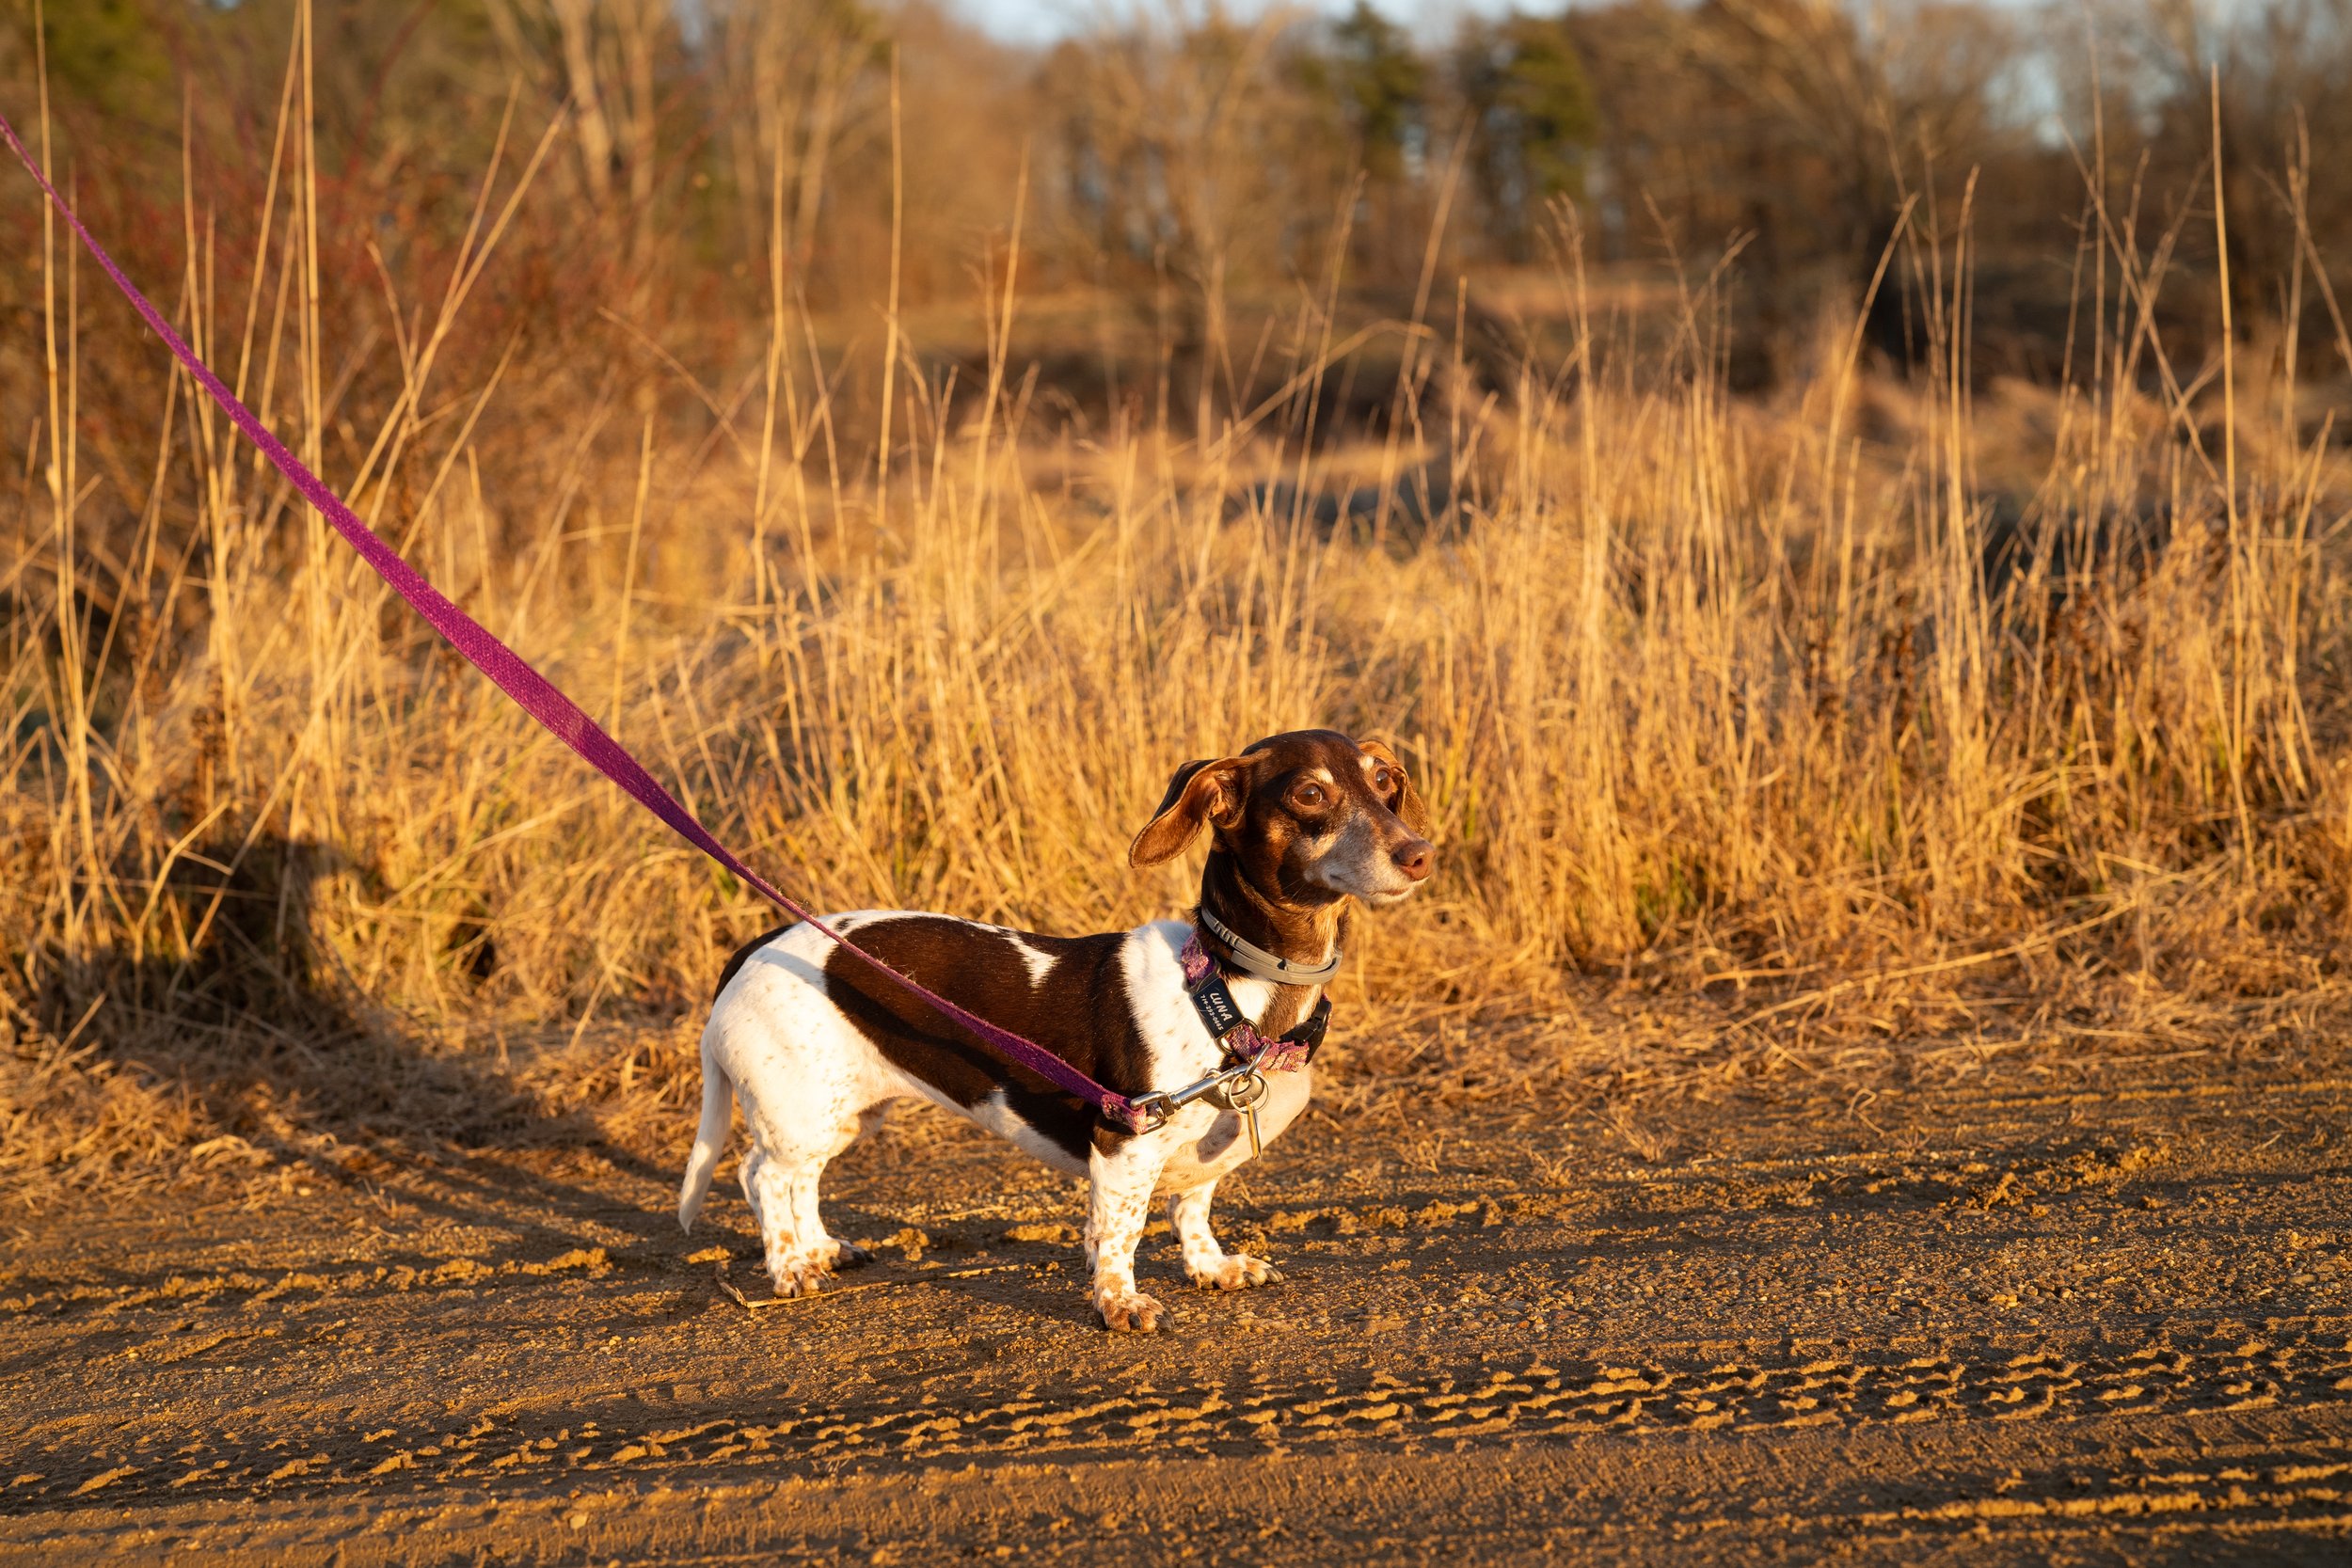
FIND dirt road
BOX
[5,1039,2349,1563]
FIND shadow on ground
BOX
[30,832,671,1232]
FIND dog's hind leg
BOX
[739,1110,875,1297]
[791,1106,882,1274]
[1168,1179,1279,1291]
[736,1144,780,1280]
[741,1143,832,1297]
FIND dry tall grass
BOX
[6,47,2350,1195]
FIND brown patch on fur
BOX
[818,918,1160,1163]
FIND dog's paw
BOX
[826,1238,875,1271]
[766,1254,833,1298]
[1186,1253,1280,1291]
[1091,1288,1166,1333]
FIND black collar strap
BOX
[1177,929,1332,1071]
[1197,904,1341,986]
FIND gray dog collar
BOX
[1196,905,1341,986]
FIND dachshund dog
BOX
[677,729,1433,1331]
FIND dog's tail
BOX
[677,1051,733,1232]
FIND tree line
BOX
[8,0,2352,415]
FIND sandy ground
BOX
[4,1037,2349,1564]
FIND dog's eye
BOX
[1293,781,1327,809]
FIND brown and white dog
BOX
[676,729,1433,1331]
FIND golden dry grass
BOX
[6,71,2352,1197]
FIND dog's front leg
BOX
[1086,1132,1171,1332]
[1168,1179,1279,1291]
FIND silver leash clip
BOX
[1126,1058,1271,1148]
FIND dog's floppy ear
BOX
[1358,739,1430,837]
[1129,757,1249,867]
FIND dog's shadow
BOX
[37,832,673,1246]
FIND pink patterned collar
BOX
[1178,930,1329,1073]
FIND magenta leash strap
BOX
[0,112,1149,1132]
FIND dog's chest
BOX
[1152,1064,1313,1194]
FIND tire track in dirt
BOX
[10,1315,2348,1512]
[9,1408,2351,1566]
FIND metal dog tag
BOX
[1218,1068,1270,1156]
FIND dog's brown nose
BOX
[1392,839,1434,881]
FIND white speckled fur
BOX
[677,915,1311,1319]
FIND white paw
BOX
[767,1252,834,1297]
[1186,1253,1280,1291]
[1091,1288,1167,1333]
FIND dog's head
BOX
[1127,729,1435,908]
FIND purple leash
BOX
[0,110,1151,1133]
